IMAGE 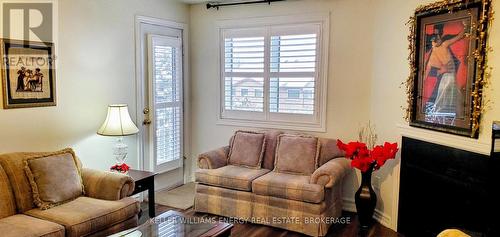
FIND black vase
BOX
[355,162,377,229]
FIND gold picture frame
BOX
[1,39,56,109]
[404,0,493,138]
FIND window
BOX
[218,14,329,131]
[304,89,314,99]
[240,88,249,96]
[255,89,263,98]
[287,89,301,99]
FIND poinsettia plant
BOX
[337,140,399,173]
[110,163,130,173]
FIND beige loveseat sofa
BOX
[194,130,350,236]
[0,150,139,237]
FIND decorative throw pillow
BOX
[274,134,320,175]
[317,138,344,166]
[228,131,266,169]
[24,148,84,210]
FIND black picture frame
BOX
[1,39,56,109]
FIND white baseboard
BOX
[342,198,356,212]
[342,198,392,228]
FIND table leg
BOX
[148,178,155,218]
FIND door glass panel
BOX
[155,107,181,165]
[149,35,182,172]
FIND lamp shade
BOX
[97,104,139,136]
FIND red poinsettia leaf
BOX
[337,139,347,150]
[352,156,373,172]
[383,142,399,159]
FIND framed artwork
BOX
[406,0,493,138]
[1,39,56,109]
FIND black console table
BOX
[129,169,156,218]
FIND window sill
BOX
[217,117,326,133]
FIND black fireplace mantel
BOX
[398,137,498,237]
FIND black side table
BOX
[128,169,156,218]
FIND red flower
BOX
[351,155,374,172]
[110,163,130,173]
[337,139,398,173]
[383,142,399,158]
[371,145,387,169]
[337,140,368,158]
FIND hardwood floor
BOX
[140,202,403,237]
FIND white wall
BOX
[369,0,500,229]
[0,0,189,171]
[189,0,375,224]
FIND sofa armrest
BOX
[197,146,229,169]
[82,168,135,200]
[311,158,351,188]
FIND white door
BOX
[136,18,185,187]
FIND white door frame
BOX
[134,15,191,182]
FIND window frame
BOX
[216,13,330,132]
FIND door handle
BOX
[143,108,151,125]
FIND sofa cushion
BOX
[228,131,266,168]
[196,165,270,191]
[25,150,84,210]
[0,164,16,219]
[252,171,324,203]
[274,134,319,175]
[25,196,139,237]
[262,130,283,170]
[0,214,65,237]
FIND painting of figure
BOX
[16,67,44,92]
[421,19,470,125]
[408,0,492,138]
[1,39,56,109]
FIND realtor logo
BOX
[2,2,53,43]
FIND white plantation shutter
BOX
[220,22,325,129]
[223,29,265,117]
[148,34,183,173]
[270,27,318,116]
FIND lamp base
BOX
[113,137,128,165]
[110,137,131,174]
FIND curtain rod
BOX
[206,0,285,10]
